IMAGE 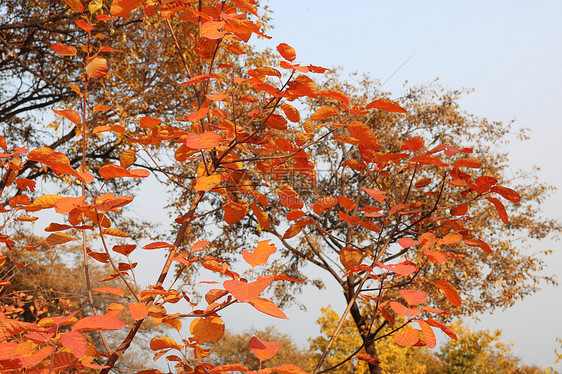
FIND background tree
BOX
[310,306,550,374]
[210,326,313,371]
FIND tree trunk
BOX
[345,281,382,374]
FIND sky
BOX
[92,0,562,370]
[242,0,562,368]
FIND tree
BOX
[0,1,552,373]
[210,326,313,371]
[310,306,549,374]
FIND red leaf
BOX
[86,56,109,79]
[491,185,521,203]
[60,331,88,358]
[249,336,281,362]
[129,302,148,321]
[399,289,427,306]
[99,46,124,53]
[487,197,508,224]
[276,43,296,62]
[223,276,273,302]
[71,315,126,331]
[184,131,221,149]
[434,279,462,307]
[367,99,406,113]
[248,297,288,319]
[402,136,425,152]
[242,240,277,268]
[450,204,468,216]
[51,43,77,56]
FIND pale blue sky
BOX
[245,0,562,368]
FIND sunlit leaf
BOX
[248,297,288,319]
[310,106,338,121]
[60,331,88,358]
[249,336,281,362]
[393,327,419,346]
[51,43,77,56]
[366,99,406,113]
[190,316,224,343]
[86,56,109,78]
[242,240,276,267]
[71,315,126,331]
[129,302,148,321]
[434,279,462,306]
[276,43,296,62]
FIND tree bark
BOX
[345,282,382,374]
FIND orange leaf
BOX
[453,158,482,168]
[311,196,337,215]
[86,56,109,79]
[393,327,419,346]
[223,276,273,302]
[376,260,417,276]
[356,351,380,365]
[339,247,364,270]
[366,98,406,113]
[249,336,281,362]
[129,302,148,321]
[200,21,226,39]
[64,0,84,12]
[337,196,356,210]
[282,223,302,239]
[139,116,162,128]
[110,0,143,17]
[60,331,88,358]
[181,74,219,86]
[224,200,249,225]
[318,89,350,105]
[194,174,222,192]
[424,251,448,264]
[93,287,125,297]
[185,131,221,149]
[112,244,137,256]
[242,240,276,268]
[486,197,508,224]
[71,315,126,331]
[399,289,427,306]
[348,121,380,150]
[209,365,249,374]
[51,43,77,56]
[190,316,224,343]
[491,185,521,203]
[434,279,462,306]
[437,233,462,245]
[250,202,270,230]
[389,301,420,316]
[28,147,93,184]
[276,43,296,62]
[143,241,174,250]
[271,365,309,374]
[280,104,300,122]
[310,106,338,121]
[45,232,74,246]
[361,188,386,203]
[398,238,419,249]
[248,297,288,319]
[417,320,437,349]
[450,204,468,216]
[150,336,183,351]
[99,164,149,179]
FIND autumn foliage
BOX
[0,0,527,373]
